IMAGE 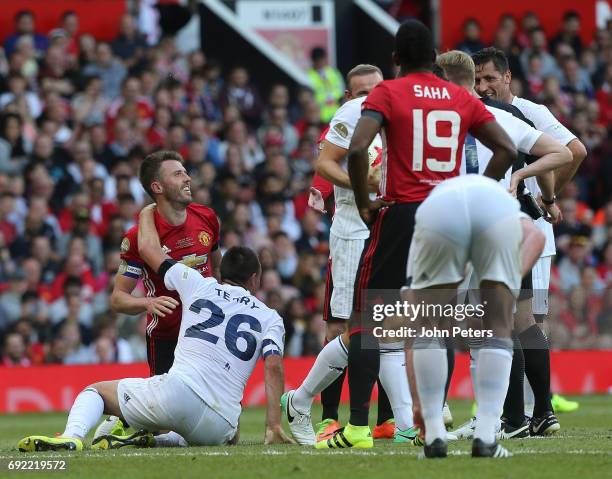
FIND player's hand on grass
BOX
[146,296,179,317]
[308,187,327,214]
[358,198,394,226]
[264,425,295,445]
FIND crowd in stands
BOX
[0,8,610,367]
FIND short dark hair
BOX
[15,10,34,22]
[472,47,509,74]
[310,47,327,63]
[61,10,77,21]
[395,19,434,69]
[138,150,184,198]
[220,246,261,286]
[563,10,580,22]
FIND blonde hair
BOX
[436,50,475,88]
[346,64,383,86]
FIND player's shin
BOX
[63,387,105,440]
[474,338,513,444]
[292,335,348,413]
[379,343,413,431]
[348,331,379,427]
[412,337,448,445]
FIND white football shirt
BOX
[163,263,285,428]
[325,96,379,240]
[460,104,542,187]
[511,96,577,257]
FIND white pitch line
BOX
[1,448,610,460]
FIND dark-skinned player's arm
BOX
[347,114,391,225]
[137,204,171,273]
[474,120,518,181]
[210,215,222,281]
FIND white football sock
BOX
[474,338,513,444]
[413,337,447,445]
[470,348,479,403]
[63,387,105,439]
[292,336,348,412]
[523,374,535,418]
[155,431,188,447]
[379,343,413,430]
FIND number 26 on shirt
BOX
[412,109,461,173]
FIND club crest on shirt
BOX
[199,231,212,247]
[120,238,130,253]
[333,122,348,138]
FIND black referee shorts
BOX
[146,336,177,376]
[353,202,420,313]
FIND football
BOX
[368,134,383,187]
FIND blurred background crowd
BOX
[0,4,610,367]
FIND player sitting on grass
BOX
[18,205,293,452]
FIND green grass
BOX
[1,396,611,478]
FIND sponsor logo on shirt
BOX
[180,253,208,269]
[175,237,195,249]
[333,122,349,138]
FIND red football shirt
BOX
[363,72,495,203]
[120,203,220,340]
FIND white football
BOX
[368,134,383,185]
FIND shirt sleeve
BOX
[362,82,391,123]
[504,112,543,154]
[514,98,577,146]
[261,314,285,359]
[468,95,496,131]
[119,230,143,279]
[325,99,362,149]
[163,262,214,301]
[311,173,334,201]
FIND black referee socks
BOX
[519,325,553,417]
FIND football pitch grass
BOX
[0,395,610,478]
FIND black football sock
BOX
[348,332,379,427]
[519,325,552,418]
[376,379,393,425]
[444,337,455,402]
[502,335,525,427]
[321,369,346,422]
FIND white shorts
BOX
[410,183,522,293]
[329,233,366,319]
[532,255,553,315]
[118,374,236,446]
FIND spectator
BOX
[111,14,148,70]
[83,42,127,100]
[4,10,48,58]
[558,235,592,291]
[520,28,562,80]
[455,18,486,55]
[72,76,109,126]
[0,73,42,120]
[1,332,30,366]
[0,113,30,174]
[219,66,263,129]
[307,47,344,123]
[550,11,584,58]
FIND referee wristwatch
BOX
[541,195,557,205]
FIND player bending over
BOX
[18,207,292,452]
[408,174,545,458]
